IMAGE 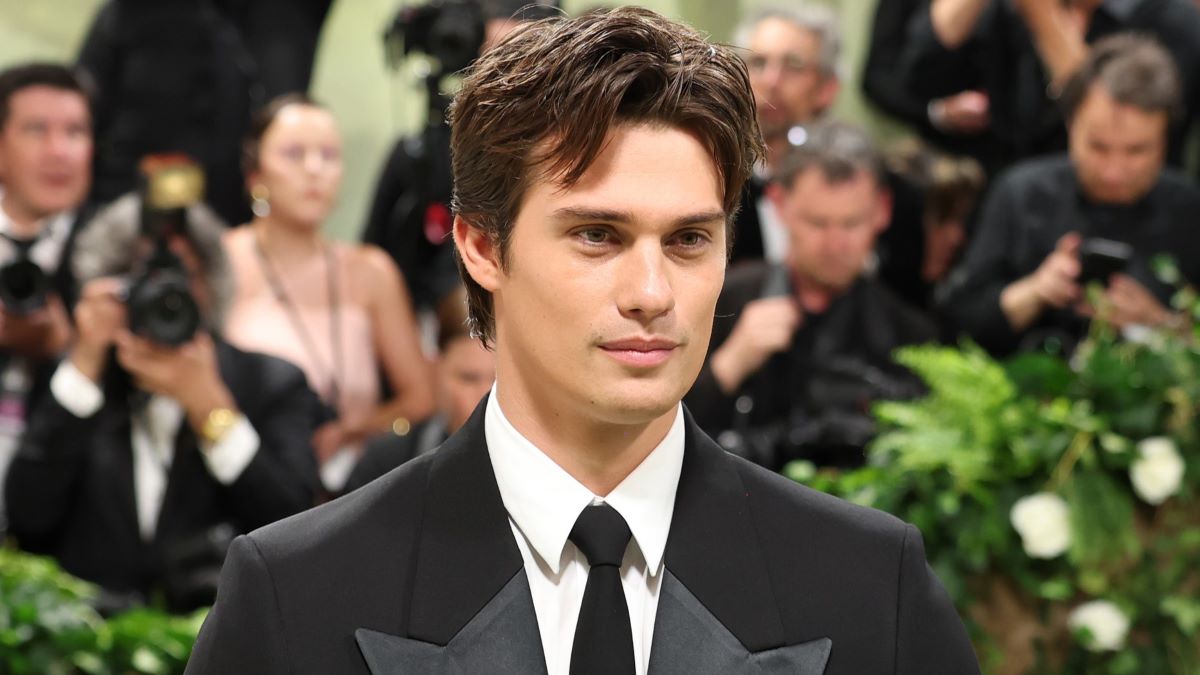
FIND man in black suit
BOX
[687,122,937,472]
[0,63,96,532]
[729,5,842,267]
[4,178,321,612]
[187,8,979,674]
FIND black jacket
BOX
[900,0,1200,175]
[939,155,1200,356]
[185,398,978,674]
[686,263,937,470]
[342,417,448,495]
[5,341,321,611]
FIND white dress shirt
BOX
[50,360,260,540]
[484,388,685,675]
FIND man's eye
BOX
[579,229,610,244]
[672,231,711,249]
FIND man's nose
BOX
[616,243,674,321]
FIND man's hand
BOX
[1001,232,1083,331]
[930,91,991,136]
[0,295,71,359]
[115,331,236,432]
[1030,232,1084,309]
[1101,274,1174,329]
[69,278,128,383]
[710,297,801,394]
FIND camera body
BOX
[384,0,485,76]
[0,249,49,315]
[125,157,204,346]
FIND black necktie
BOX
[569,503,635,675]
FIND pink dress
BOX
[223,231,380,489]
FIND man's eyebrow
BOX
[550,206,727,228]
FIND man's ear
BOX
[453,215,503,292]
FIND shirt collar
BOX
[484,386,685,576]
[0,188,73,243]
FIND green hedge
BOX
[0,548,205,675]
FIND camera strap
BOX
[252,232,344,415]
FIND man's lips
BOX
[598,338,680,367]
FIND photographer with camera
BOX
[686,122,937,472]
[4,158,321,613]
[940,35,1200,357]
[0,63,96,532]
[362,0,558,319]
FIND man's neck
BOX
[493,372,676,497]
[1,193,50,239]
[791,268,850,315]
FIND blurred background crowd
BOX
[0,0,1198,619]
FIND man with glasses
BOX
[730,5,842,266]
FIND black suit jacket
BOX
[687,263,937,469]
[5,341,321,611]
[186,398,978,674]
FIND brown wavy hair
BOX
[448,6,765,345]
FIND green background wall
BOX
[0,0,896,240]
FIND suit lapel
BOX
[659,408,787,653]
[404,398,529,646]
[649,570,830,674]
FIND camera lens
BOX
[0,258,49,315]
[127,272,201,346]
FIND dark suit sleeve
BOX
[185,535,290,674]
[862,0,937,133]
[899,3,984,101]
[4,394,98,542]
[895,524,980,673]
[225,362,321,531]
[937,172,1025,354]
[683,270,761,432]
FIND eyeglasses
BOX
[745,53,818,77]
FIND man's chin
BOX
[588,384,682,426]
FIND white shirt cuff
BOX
[202,416,260,485]
[50,360,105,418]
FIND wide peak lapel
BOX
[406,396,526,645]
[661,407,786,653]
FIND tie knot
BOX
[569,503,632,568]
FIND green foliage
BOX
[788,324,1200,672]
[0,548,204,674]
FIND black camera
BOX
[384,0,485,77]
[125,157,204,346]
[0,248,49,315]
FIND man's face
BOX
[746,17,838,137]
[0,86,92,222]
[1069,85,1167,205]
[772,168,889,294]
[437,335,496,434]
[472,124,726,426]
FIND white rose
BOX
[1130,437,1185,506]
[1009,492,1071,559]
[1068,600,1130,652]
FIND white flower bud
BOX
[1010,492,1071,559]
[1068,600,1130,652]
[1130,437,1185,506]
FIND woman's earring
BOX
[250,184,270,218]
